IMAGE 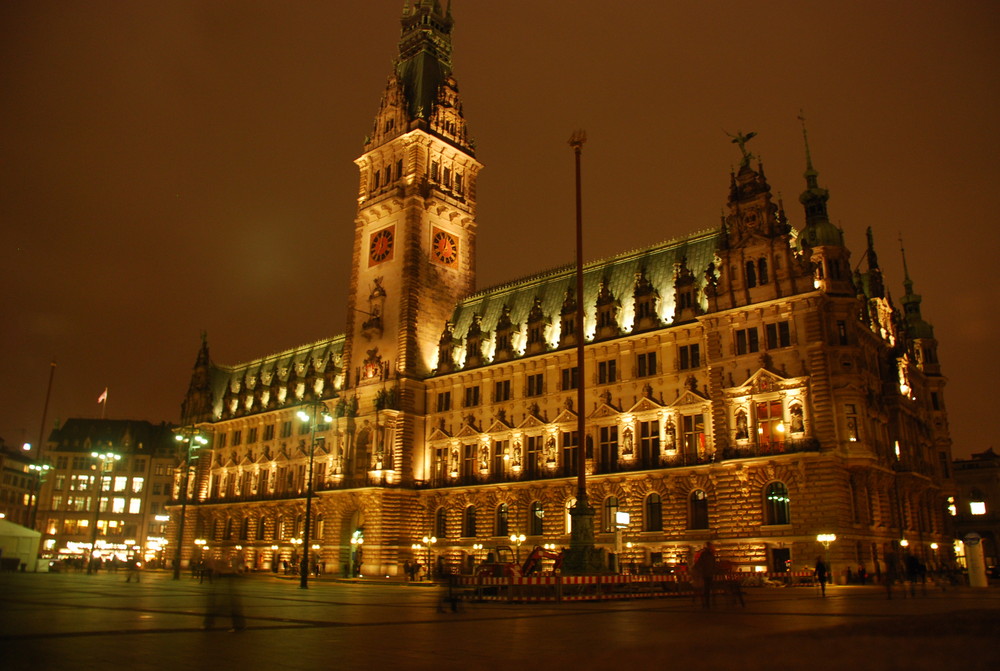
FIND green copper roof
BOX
[447,229,721,358]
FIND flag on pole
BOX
[98,388,108,404]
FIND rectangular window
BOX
[598,426,618,473]
[526,435,543,478]
[527,373,544,397]
[434,446,450,483]
[561,431,579,474]
[248,427,258,444]
[493,440,508,474]
[681,414,706,457]
[637,351,657,377]
[54,475,65,491]
[931,392,941,411]
[638,420,660,467]
[128,498,141,514]
[437,391,452,412]
[112,498,126,514]
[679,344,700,370]
[765,321,791,349]
[280,421,292,438]
[463,385,480,408]
[218,433,228,449]
[462,444,477,478]
[232,430,243,446]
[494,379,512,402]
[598,359,617,384]
[133,459,145,473]
[113,476,128,493]
[735,327,760,355]
[837,320,848,345]
[131,477,144,494]
[561,367,579,391]
[263,424,275,441]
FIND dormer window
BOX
[593,279,620,340]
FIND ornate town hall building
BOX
[174,1,954,577]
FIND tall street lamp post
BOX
[297,401,332,589]
[420,536,437,580]
[817,533,836,575]
[87,450,121,574]
[172,427,209,580]
[509,533,526,563]
[28,463,51,530]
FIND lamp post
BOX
[509,533,526,563]
[172,427,209,580]
[296,401,332,589]
[28,463,50,530]
[87,450,121,574]
[422,535,437,580]
[472,542,483,566]
[817,533,836,575]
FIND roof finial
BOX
[899,232,914,294]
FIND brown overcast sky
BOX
[2,1,997,459]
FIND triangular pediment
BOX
[224,454,238,467]
[239,453,253,466]
[485,418,511,434]
[255,451,271,465]
[428,426,451,442]
[517,414,547,430]
[735,368,787,394]
[551,408,577,425]
[589,402,620,420]
[455,423,480,439]
[670,389,708,407]
[626,396,663,414]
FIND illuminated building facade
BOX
[36,419,178,565]
[953,448,999,572]
[0,440,37,526]
[175,1,954,577]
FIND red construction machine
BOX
[474,545,564,578]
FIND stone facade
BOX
[173,2,955,578]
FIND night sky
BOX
[2,1,997,459]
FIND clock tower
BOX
[341,0,481,479]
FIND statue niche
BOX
[361,277,387,340]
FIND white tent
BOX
[0,519,41,571]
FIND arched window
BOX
[645,493,663,532]
[239,517,249,540]
[689,490,709,529]
[565,498,577,533]
[463,505,477,537]
[765,482,791,525]
[223,518,233,540]
[602,496,619,533]
[435,507,447,538]
[758,258,769,284]
[529,501,544,536]
[746,261,757,288]
[495,503,509,537]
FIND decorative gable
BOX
[627,396,663,414]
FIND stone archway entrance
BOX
[339,509,365,577]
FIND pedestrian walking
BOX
[814,556,828,597]
[125,554,141,583]
[203,556,246,632]
[692,542,716,609]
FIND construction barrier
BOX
[454,570,817,603]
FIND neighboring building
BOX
[953,448,999,571]
[174,2,954,577]
[0,439,37,527]
[37,419,178,566]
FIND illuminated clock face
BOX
[369,227,394,264]
[432,229,458,266]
